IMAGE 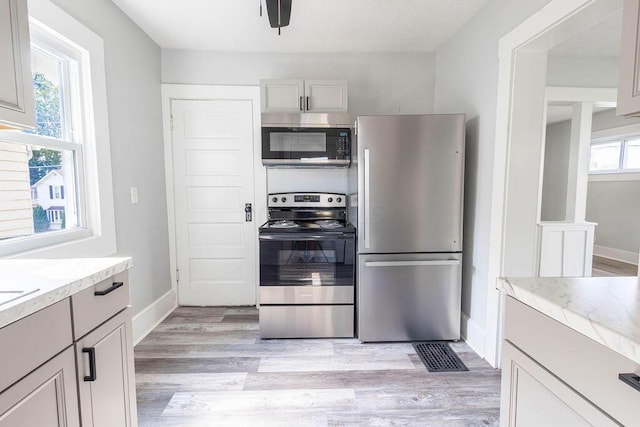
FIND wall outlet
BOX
[130,187,139,204]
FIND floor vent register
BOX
[413,342,469,372]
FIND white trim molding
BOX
[593,244,640,265]
[589,172,640,182]
[460,312,485,358]
[489,0,621,368]
[546,86,617,105]
[132,289,177,345]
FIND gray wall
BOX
[541,119,571,221]
[587,181,640,253]
[547,55,620,88]
[163,50,437,194]
[434,0,552,342]
[162,51,436,117]
[52,0,172,314]
[588,109,640,255]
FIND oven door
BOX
[259,233,355,304]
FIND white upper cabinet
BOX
[260,79,348,113]
[0,0,35,129]
[617,0,640,116]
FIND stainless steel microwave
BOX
[260,113,352,168]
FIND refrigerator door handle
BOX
[364,148,371,249]
[364,260,461,267]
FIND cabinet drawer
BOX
[0,299,72,392]
[505,297,640,426]
[71,271,130,339]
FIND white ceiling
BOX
[111,0,491,52]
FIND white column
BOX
[565,102,593,222]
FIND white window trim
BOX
[590,123,640,181]
[0,0,116,258]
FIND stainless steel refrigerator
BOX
[352,114,465,342]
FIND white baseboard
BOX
[460,312,486,359]
[132,289,177,345]
[593,244,639,265]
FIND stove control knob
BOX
[328,197,333,203]
[337,197,342,203]
[281,197,287,203]
[272,197,278,203]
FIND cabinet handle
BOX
[83,347,97,382]
[94,281,124,296]
[306,96,310,111]
[619,373,640,392]
[299,96,303,111]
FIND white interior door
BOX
[171,99,257,306]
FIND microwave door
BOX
[261,127,351,167]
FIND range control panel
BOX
[267,192,346,208]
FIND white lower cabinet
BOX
[76,309,137,427]
[0,347,80,427]
[501,341,617,427]
[501,296,640,426]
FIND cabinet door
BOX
[0,0,35,129]
[304,80,348,112]
[500,341,617,427]
[260,79,304,113]
[76,309,138,427]
[0,347,80,427]
[618,0,640,116]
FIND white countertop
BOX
[498,275,640,365]
[0,257,132,329]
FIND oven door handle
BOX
[260,233,354,241]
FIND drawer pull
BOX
[618,373,640,392]
[94,281,124,296]
[82,347,97,381]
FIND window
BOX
[589,137,640,174]
[0,28,83,244]
[0,0,116,258]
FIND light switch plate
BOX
[130,187,139,204]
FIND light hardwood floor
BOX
[134,307,501,426]
[592,255,638,277]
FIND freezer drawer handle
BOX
[364,260,460,267]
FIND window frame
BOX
[589,137,640,174]
[0,0,116,258]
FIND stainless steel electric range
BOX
[258,192,356,338]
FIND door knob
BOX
[245,203,252,222]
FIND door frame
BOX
[486,0,621,367]
[161,84,266,304]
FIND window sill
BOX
[0,229,116,259]
[588,172,640,182]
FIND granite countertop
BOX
[0,257,132,329]
[498,275,640,365]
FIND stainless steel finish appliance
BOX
[261,113,352,168]
[353,114,465,342]
[259,192,356,338]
